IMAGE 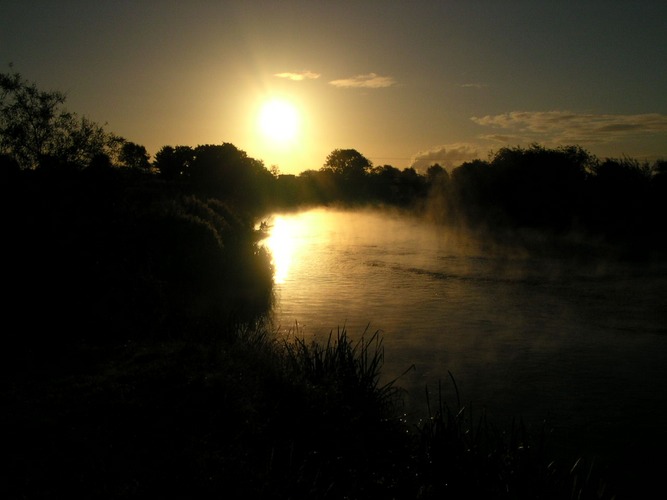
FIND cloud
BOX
[410,143,483,172]
[480,134,526,144]
[329,72,397,88]
[274,70,321,81]
[471,111,667,145]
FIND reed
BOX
[282,325,401,409]
[407,373,615,499]
[274,327,616,499]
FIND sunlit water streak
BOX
[260,206,667,480]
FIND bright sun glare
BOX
[264,216,296,284]
[263,211,328,284]
[258,99,299,143]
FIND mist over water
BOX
[261,206,667,472]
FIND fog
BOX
[261,206,667,482]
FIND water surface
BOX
[261,207,667,487]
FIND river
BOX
[259,206,667,494]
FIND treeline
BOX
[155,144,667,260]
[155,143,667,261]
[426,145,667,247]
[4,67,666,260]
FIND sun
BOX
[258,99,299,143]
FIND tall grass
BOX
[282,325,402,410]
[274,326,616,499]
[264,325,411,498]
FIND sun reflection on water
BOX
[263,216,299,284]
[262,210,332,285]
[264,217,294,284]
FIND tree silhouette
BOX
[320,148,374,201]
[182,143,274,209]
[119,141,151,170]
[154,145,195,180]
[368,164,402,203]
[448,159,495,226]
[586,157,652,244]
[422,164,451,222]
[396,167,426,203]
[487,144,591,230]
[426,163,449,185]
[0,67,120,169]
[322,148,373,180]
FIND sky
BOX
[2,1,666,175]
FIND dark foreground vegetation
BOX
[3,163,619,499]
[3,68,664,498]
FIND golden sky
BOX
[2,1,666,174]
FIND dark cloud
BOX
[471,111,667,144]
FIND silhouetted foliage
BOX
[422,164,451,223]
[584,157,654,251]
[416,144,667,258]
[486,144,591,230]
[448,158,496,226]
[153,142,275,211]
[651,160,667,234]
[316,149,372,201]
[323,148,373,179]
[120,140,151,170]
[0,67,123,169]
[2,166,274,362]
[154,144,195,180]
[368,164,403,204]
[294,168,342,204]
[397,166,427,203]
[426,163,449,185]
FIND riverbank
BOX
[3,319,618,499]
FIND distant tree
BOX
[423,164,451,221]
[86,152,114,173]
[370,164,399,177]
[592,156,651,183]
[186,143,275,209]
[426,163,449,185]
[586,157,652,240]
[397,167,426,203]
[0,67,119,169]
[448,159,495,225]
[272,173,301,207]
[368,164,401,202]
[299,168,340,203]
[154,145,195,180]
[119,140,150,170]
[487,144,591,229]
[322,148,373,180]
[320,148,373,200]
[190,143,252,189]
[650,160,667,247]
[652,160,667,178]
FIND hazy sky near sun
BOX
[2,1,666,175]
